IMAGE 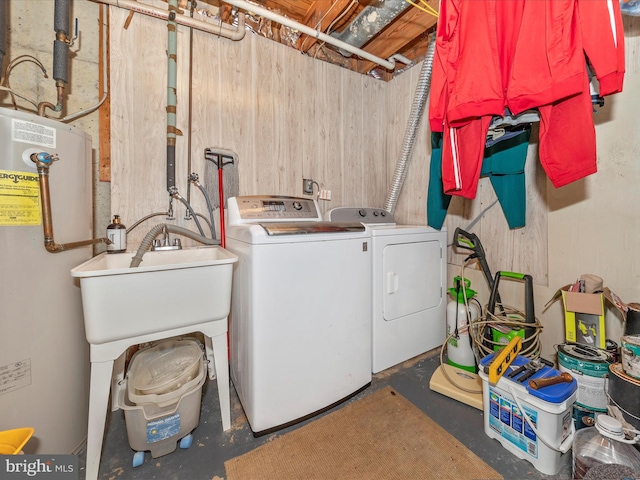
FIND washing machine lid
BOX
[261,221,365,236]
[226,223,370,244]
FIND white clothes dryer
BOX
[326,207,447,373]
[226,196,372,434]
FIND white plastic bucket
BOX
[479,362,576,476]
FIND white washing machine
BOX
[225,196,372,434]
[326,207,447,373]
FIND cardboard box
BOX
[561,288,606,348]
[545,285,630,349]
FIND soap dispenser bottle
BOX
[106,215,127,254]
[572,414,640,479]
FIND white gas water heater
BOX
[0,107,93,454]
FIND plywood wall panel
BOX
[283,43,308,198]
[342,70,364,207]
[391,63,432,226]
[110,5,173,244]
[299,56,321,197]
[624,16,640,74]
[189,27,226,235]
[443,130,548,286]
[315,61,344,215]
[109,6,548,281]
[360,78,388,208]
[383,63,415,215]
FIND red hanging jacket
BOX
[428,0,625,198]
[430,0,625,131]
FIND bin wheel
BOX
[179,434,193,449]
[132,451,145,467]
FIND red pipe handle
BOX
[218,169,225,248]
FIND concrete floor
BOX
[78,350,573,480]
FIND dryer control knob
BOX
[358,209,367,218]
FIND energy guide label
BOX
[0,169,41,226]
[488,386,539,458]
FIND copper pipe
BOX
[37,84,65,116]
[33,154,110,253]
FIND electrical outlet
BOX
[303,178,314,195]
[319,189,332,201]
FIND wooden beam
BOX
[299,0,356,53]
[357,2,438,74]
[99,5,111,183]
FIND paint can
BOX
[557,343,613,413]
[605,339,620,364]
[625,308,640,336]
[607,363,640,431]
[620,335,640,380]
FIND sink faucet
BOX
[151,225,182,251]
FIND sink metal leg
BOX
[85,360,114,480]
[211,333,231,431]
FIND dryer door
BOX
[383,240,442,321]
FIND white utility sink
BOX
[74,246,238,480]
[71,247,238,345]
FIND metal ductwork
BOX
[330,0,410,57]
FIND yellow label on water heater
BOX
[0,169,41,226]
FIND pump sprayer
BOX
[446,276,480,372]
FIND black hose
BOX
[54,0,70,34]
[53,40,69,84]
[167,145,176,190]
[0,0,7,73]
[53,0,70,84]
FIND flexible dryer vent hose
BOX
[383,35,436,215]
[130,223,221,268]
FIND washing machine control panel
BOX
[325,207,395,225]
[228,195,323,224]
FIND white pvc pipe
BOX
[223,0,396,70]
[91,0,246,40]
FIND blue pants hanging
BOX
[427,127,531,230]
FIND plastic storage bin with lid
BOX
[127,338,204,407]
[116,338,206,467]
[572,414,640,479]
[479,352,578,476]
